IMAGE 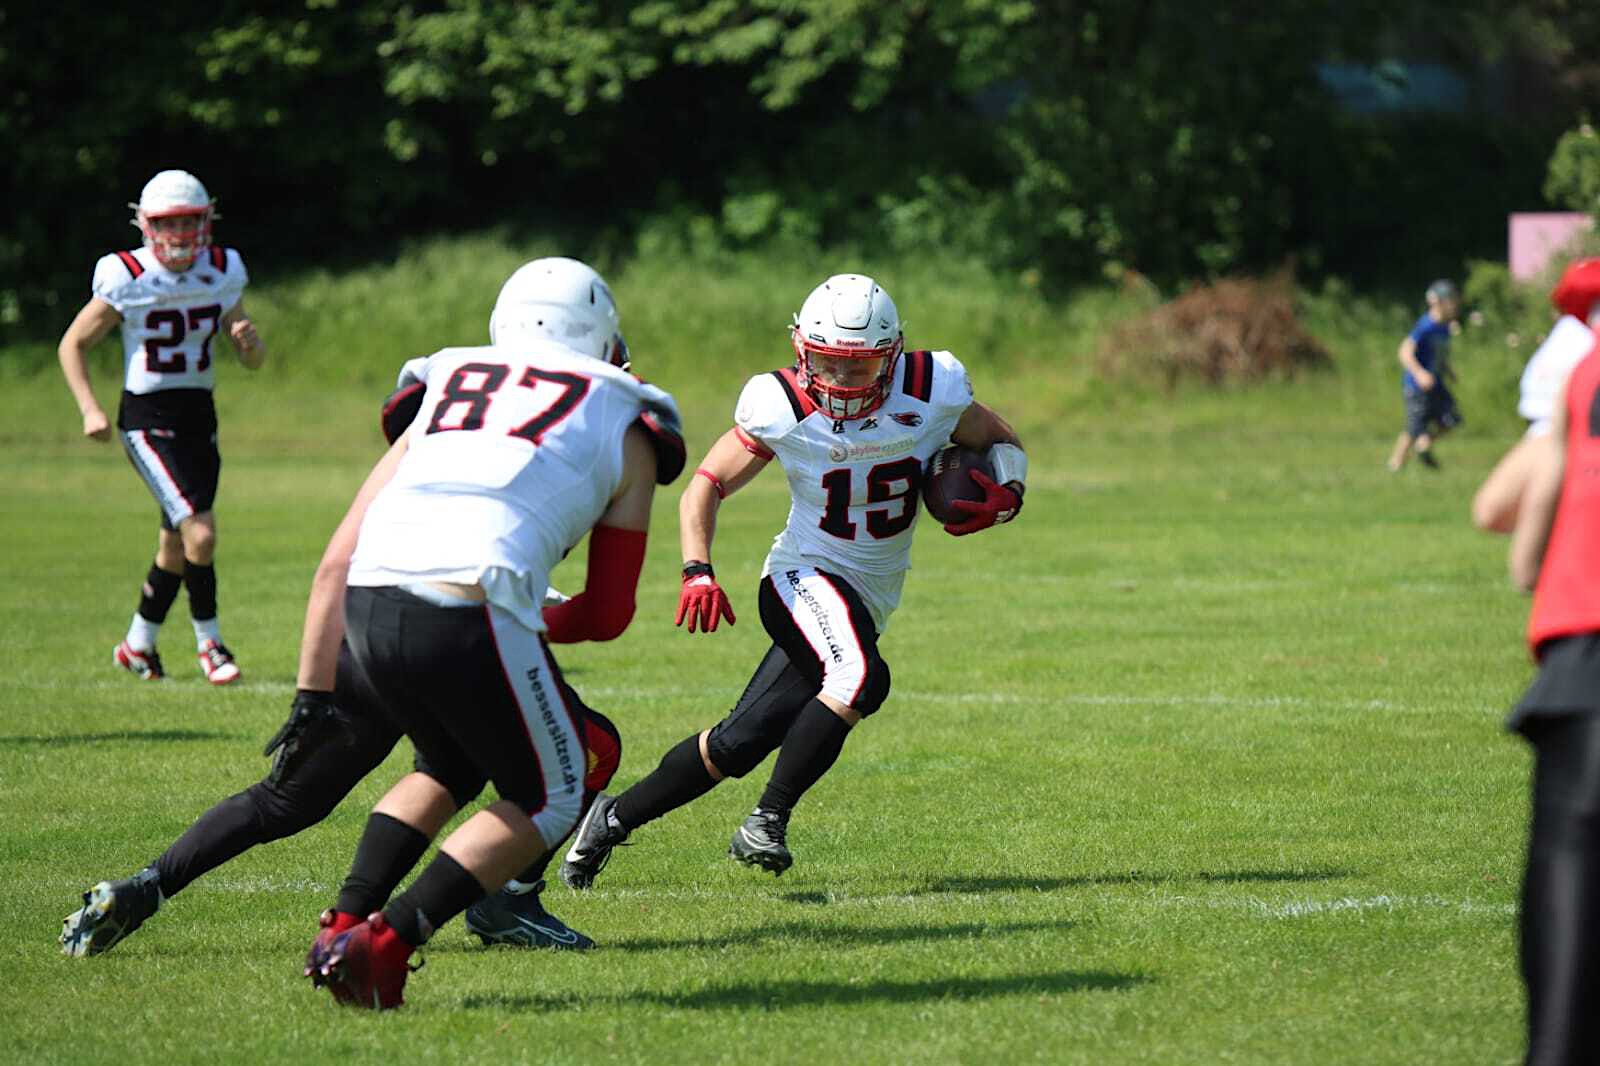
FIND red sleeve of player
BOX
[542,525,648,643]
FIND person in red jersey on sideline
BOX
[1504,264,1600,1066]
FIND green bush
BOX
[1544,120,1600,219]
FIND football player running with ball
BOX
[561,273,1025,886]
[57,170,268,685]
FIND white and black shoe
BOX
[60,868,163,957]
[559,794,629,890]
[464,880,594,950]
[729,807,793,875]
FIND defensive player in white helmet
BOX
[1472,257,1600,533]
[56,170,268,685]
[301,257,684,1009]
[561,272,1026,886]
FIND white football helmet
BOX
[129,170,215,270]
[489,257,628,367]
[791,274,904,419]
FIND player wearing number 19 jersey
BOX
[57,170,268,686]
[560,273,1028,887]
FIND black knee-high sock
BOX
[335,813,432,918]
[613,734,720,830]
[138,563,184,623]
[151,791,264,898]
[185,562,218,622]
[1520,714,1600,1065]
[383,852,486,947]
[758,699,852,813]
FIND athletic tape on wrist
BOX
[987,442,1027,490]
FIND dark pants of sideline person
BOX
[1518,711,1600,1066]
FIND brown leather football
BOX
[922,445,992,524]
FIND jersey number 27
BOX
[144,304,222,373]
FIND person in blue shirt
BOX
[1387,279,1462,471]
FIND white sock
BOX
[126,614,160,653]
[193,617,222,648]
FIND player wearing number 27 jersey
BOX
[57,170,268,687]
[559,273,1028,888]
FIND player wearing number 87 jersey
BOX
[304,257,682,1009]
[559,273,1027,888]
[56,170,268,686]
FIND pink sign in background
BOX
[1509,212,1593,279]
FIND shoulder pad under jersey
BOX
[735,369,815,445]
[92,250,147,309]
[634,402,686,485]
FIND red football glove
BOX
[675,565,736,633]
[944,471,1024,536]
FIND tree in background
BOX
[3,0,1596,342]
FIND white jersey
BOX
[1519,315,1595,433]
[91,245,248,395]
[349,340,679,633]
[735,349,973,632]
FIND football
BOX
[922,444,992,524]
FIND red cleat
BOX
[304,910,418,1010]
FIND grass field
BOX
[0,241,1542,1064]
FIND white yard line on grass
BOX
[1155,893,1515,919]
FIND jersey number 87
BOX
[425,361,591,445]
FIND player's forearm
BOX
[1396,340,1424,376]
[296,437,408,688]
[543,525,648,643]
[1509,446,1564,591]
[295,545,352,689]
[57,344,103,414]
[679,477,722,563]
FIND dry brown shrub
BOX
[1098,269,1331,387]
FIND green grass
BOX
[0,234,1538,1064]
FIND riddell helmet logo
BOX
[890,412,923,427]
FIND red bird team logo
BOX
[890,412,923,427]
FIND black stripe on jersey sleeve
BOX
[901,350,933,402]
[770,370,809,422]
[209,247,226,271]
